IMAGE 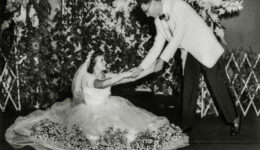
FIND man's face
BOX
[141,0,161,18]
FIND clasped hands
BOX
[122,58,165,79]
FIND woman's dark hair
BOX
[87,50,104,73]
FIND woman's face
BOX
[94,55,107,72]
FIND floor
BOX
[1,91,260,150]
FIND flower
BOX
[159,13,170,21]
[30,119,91,149]
[1,20,11,31]
[112,0,137,19]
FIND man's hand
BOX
[154,58,164,72]
[129,67,143,78]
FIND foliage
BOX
[0,0,244,109]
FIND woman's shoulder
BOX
[82,73,96,87]
[82,73,95,79]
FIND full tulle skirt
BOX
[6,97,189,150]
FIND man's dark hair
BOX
[138,0,151,4]
[138,0,161,6]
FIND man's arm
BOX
[139,18,166,70]
[160,3,188,62]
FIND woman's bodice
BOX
[83,83,111,105]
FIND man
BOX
[133,0,241,135]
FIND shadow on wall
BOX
[221,0,260,52]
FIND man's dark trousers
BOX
[182,53,238,128]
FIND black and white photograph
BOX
[0,0,259,149]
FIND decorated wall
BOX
[0,0,251,112]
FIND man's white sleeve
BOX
[139,19,166,70]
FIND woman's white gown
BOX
[5,74,189,150]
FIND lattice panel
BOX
[199,54,260,117]
[197,76,219,117]
[1,51,259,115]
[0,49,21,112]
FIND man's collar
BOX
[162,0,168,14]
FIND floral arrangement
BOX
[52,0,184,97]
[112,0,243,44]
[30,118,188,150]
[95,127,128,150]
[184,0,243,44]
[30,118,92,150]
[130,124,188,150]
[0,0,244,111]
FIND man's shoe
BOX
[230,115,241,136]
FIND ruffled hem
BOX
[7,118,189,150]
[6,98,189,150]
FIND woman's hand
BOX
[129,67,143,78]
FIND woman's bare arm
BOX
[115,65,155,85]
[93,72,132,89]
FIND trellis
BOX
[1,52,260,117]
[199,54,260,117]
[0,48,21,112]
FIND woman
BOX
[6,50,189,150]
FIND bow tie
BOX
[159,13,170,21]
